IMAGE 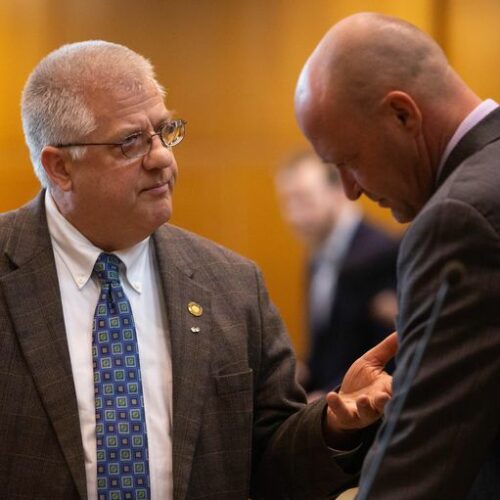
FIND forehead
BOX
[89,83,169,131]
[296,79,345,159]
[312,95,371,168]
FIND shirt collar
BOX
[437,99,499,179]
[45,191,150,293]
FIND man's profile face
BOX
[62,82,178,249]
[296,95,430,223]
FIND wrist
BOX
[322,405,363,450]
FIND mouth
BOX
[141,178,174,196]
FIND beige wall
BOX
[1,0,499,357]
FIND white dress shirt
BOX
[309,204,362,335]
[45,192,173,500]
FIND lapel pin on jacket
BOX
[190,326,201,334]
[187,301,203,317]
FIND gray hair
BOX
[21,40,165,187]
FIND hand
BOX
[323,332,398,448]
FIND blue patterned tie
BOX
[92,253,150,500]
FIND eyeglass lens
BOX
[121,120,186,159]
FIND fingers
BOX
[326,391,356,424]
[356,396,382,422]
[356,391,390,418]
[373,392,391,412]
[363,331,398,367]
[327,391,388,429]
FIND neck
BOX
[423,80,482,174]
[50,189,147,252]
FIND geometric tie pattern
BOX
[92,253,150,500]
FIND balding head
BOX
[295,13,480,223]
[298,13,451,114]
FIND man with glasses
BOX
[0,40,396,499]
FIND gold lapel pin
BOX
[188,301,203,317]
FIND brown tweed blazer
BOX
[0,192,358,500]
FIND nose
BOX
[339,168,362,200]
[142,134,175,171]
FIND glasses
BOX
[54,119,187,159]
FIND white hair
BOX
[21,40,165,187]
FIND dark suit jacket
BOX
[358,108,500,498]
[307,221,398,392]
[0,193,359,499]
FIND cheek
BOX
[91,172,140,211]
[381,131,417,171]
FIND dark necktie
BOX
[92,253,150,500]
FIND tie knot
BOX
[94,253,122,285]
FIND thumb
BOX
[363,331,398,367]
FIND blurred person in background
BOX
[275,151,399,399]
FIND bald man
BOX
[295,12,500,500]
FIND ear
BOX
[40,146,73,191]
[382,91,422,136]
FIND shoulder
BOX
[0,209,18,245]
[405,140,500,251]
[430,139,500,230]
[154,223,263,287]
[157,223,256,266]
[0,195,44,251]
[399,142,500,287]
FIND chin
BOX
[140,206,172,236]
[391,207,416,224]
[153,211,172,229]
[155,197,173,220]
[156,203,173,226]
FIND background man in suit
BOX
[0,40,397,499]
[295,12,500,499]
[275,151,398,397]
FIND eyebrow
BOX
[156,114,173,127]
[151,110,175,130]
[164,109,175,121]
[114,111,174,138]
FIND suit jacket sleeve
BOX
[249,266,366,499]
[359,197,500,498]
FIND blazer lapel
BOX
[0,193,87,499]
[153,228,212,500]
[437,106,500,187]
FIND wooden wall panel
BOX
[446,0,500,102]
[1,0,497,358]
[0,1,54,206]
